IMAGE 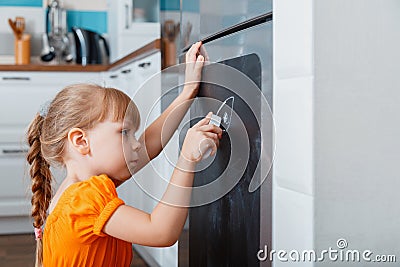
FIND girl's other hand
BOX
[181,112,223,162]
[183,41,205,98]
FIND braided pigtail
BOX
[26,114,52,267]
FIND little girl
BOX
[26,42,222,267]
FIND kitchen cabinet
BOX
[0,71,102,234]
[104,52,161,98]
[107,0,160,62]
[0,72,102,142]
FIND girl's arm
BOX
[104,115,222,246]
[134,42,205,173]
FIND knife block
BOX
[14,34,31,65]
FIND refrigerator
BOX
[178,1,273,266]
[176,1,400,267]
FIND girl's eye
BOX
[121,129,129,136]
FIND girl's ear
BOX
[67,128,90,155]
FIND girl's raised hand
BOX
[181,112,223,162]
[183,41,205,98]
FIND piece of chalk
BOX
[209,114,221,127]
[203,114,221,159]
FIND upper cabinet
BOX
[108,0,160,62]
[129,0,159,23]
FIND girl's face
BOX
[86,118,141,181]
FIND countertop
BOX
[0,39,161,72]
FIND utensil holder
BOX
[15,34,31,65]
[163,38,176,68]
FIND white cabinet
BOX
[102,69,124,91]
[0,71,102,234]
[103,51,161,97]
[0,72,102,143]
[107,0,160,62]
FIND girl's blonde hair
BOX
[26,83,140,267]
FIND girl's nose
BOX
[132,139,142,152]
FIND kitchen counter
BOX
[0,39,161,72]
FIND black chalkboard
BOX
[188,54,263,267]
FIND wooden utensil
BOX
[8,18,19,38]
[8,17,25,40]
[163,20,180,42]
[15,17,25,39]
[162,20,180,68]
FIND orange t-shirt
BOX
[43,174,132,267]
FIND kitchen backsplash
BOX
[0,0,107,33]
[0,0,182,58]
[0,0,42,7]
[0,0,107,57]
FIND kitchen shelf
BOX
[0,39,161,72]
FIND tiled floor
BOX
[0,234,149,267]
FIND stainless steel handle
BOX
[138,62,151,68]
[125,4,130,29]
[2,77,30,81]
[2,149,28,155]
[121,69,131,74]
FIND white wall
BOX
[61,0,107,11]
[314,0,400,265]
[273,0,314,265]
[273,0,400,266]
